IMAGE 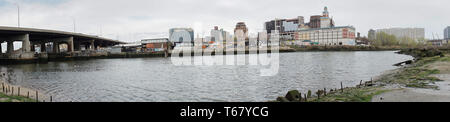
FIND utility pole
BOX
[14,3,20,27]
[72,17,76,33]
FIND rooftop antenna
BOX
[13,3,20,28]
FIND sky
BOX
[0,0,449,42]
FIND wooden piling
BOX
[304,94,307,102]
[18,87,20,96]
[36,91,38,102]
[340,82,343,93]
[2,83,4,92]
[50,96,52,102]
[27,91,29,98]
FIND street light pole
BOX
[14,3,20,27]
[72,17,76,33]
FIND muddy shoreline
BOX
[274,48,449,102]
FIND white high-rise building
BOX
[445,26,450,40]
[376,28,425,41]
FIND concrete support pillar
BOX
[67,37,74,52]
[7,41,14,54]
[21,34,31,52]
[41,42,46,53]
[90,40,95,51]
[53,42,59,53]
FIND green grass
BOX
[309,53,449,102]
[310,87,391,102]
[0,92,36,102]
[379,55,446,89]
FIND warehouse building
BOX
[295,26,356,46]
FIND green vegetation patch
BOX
[0,92,35,102]
[311,87,391,102]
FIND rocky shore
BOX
[274,48,450,102]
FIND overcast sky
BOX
[0,0,449,42]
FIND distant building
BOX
[264,7,336,42]
[264,16,304,34]
[210,26,228,42]
[356,32,370,45]
[368,29,376,41]
[376,28,425,42]
[169,28,194,44]
[234,22,249,40]
[141,38,170,52]
[309,15,322,29]
[295,26,356,46]
[445,26,450,40]
[428,39,448,47]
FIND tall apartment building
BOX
[376,28,425,41]
[445,26,450,40]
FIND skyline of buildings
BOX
[262,6,355,46]
[164,6,441,47]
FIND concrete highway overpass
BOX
[0,26,126,60]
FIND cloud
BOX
[0,0,449,42]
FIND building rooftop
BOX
[298,26,355,31]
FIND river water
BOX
[0,51,412,102]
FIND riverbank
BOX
[0,78,44,102]
[1,45,403,65]
[274,48,450,102]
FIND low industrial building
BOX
[295,26,356,46]
[141,38,170,52]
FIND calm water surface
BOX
[0,51,413,102]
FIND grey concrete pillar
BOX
[53,42,59,53]
[41,42,46,53]
[7,41,14,54]
[90,40,95,51]
[67,37,74,52]
[21,34,31,52]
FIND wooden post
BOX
[27,91,29,98]
[317,90,321,99]
[50,96,53,102]
[324,88,327,96]
[18,87,20,96]
[11,87,14,95]
[340,82,343,93]
[2,83,4,92]
[36,91,38,102]
[303,94,307,102]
